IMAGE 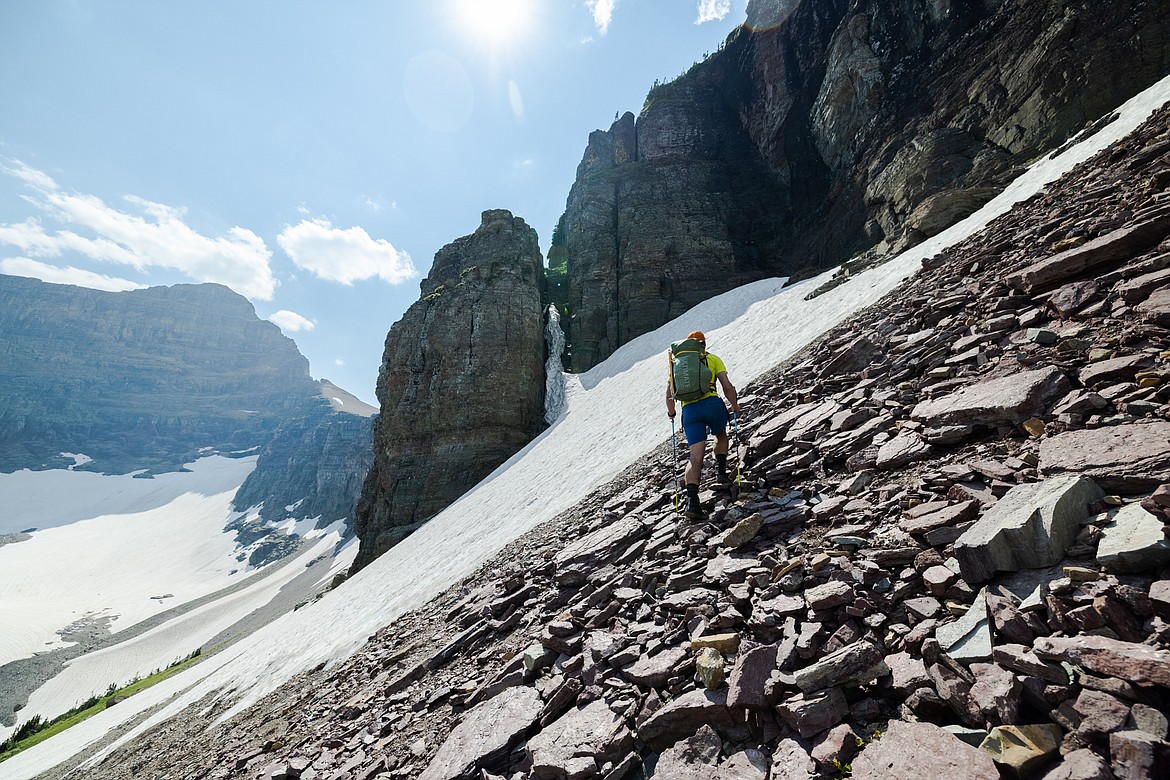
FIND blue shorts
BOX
[681,395,729,447]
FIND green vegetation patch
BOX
[0,648,202,763]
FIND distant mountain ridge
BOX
[0,273,372,538]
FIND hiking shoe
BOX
[683,496,706,520]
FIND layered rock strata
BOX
[0,278,318,474]
[351,210,547,571]
[70,88,1170,780]
[231,381,375,535]
[561,0,1170,370]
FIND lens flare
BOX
[456,0,531,46]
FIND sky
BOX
[0,0,748,404]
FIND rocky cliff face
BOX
[0,275,376,560]
[351,210,547,571]
[231,381,375,535]
[0,276,317,474]
[561,0,1170,371]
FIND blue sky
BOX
[0,0,746,404]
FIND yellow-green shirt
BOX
[669,352,727,407]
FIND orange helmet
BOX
[687,330,706,342]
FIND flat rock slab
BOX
[850,720,999,779]
[1034,635,1170,687]
[554,515,646,570]
[419,686,543,780]
[1097,503,1170,573]
[528,699,632,780]
[622,645,688,689]
[1137,286,1170,326]
[1038,748,1114,780]
[954,475,1103,583]
[1005,210,1170,292]
[910,366,1069,429]
[875,430,934,469]
[649,725,768,779]
[935,588,993,664]
[638,688,734,750]
[1039,421,1170,492]
[1078,353,1152,387]
[794,640,883,693]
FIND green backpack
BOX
[669,338,713,402]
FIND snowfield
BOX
[4,72,1169,780]
[0,456,259,666]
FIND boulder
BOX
[1038,749,1114,780]
[1034,635,1170,687]
[910,366,1069,430]
[527,700,632,780]
[1039,421,1170,493]
[554,515,647,571]
[953,475,1103,583]
[777,687,849,739]
[638,688,734,749]
[769,738,817,780]
[935,589,993,663]
[1097,503,1170,574]
[1078,353,1152,388]
[979,725,1062,776]
[850,720,999,779]
[727,643,780,709]
[1109,730,1170,780]
[794,640,884,693]
[419,686,543,780]
[622,645,689,689]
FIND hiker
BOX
[666,330,740,519]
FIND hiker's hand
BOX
[667,411,676,419]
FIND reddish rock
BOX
[1074,689,1131,745]
[794,639,884,693]
[777,687,849,739]
[1034,635,1170,687]
[969,662,1021,724]
[1038,748,1115,780]
[804,580,853,611]
[637,688,734,749]
[910,366,1069,430]
[727,643,780,710]
[1039,421,1170,493]
[1110,730,1170,780]
[850,720,998,779]
[419,686,543,780]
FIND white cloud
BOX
[0,159,277,300]
[276,218,416,285]
[696,0,731,23]
[334,358,345,366]
[268,309,316,333]
[0,256,147,292]
[587,0,615,34]
[508,80,524,119]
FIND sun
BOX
[456,0,532,47]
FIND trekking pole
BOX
[733,411,741,490]
[670,417,681,512]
